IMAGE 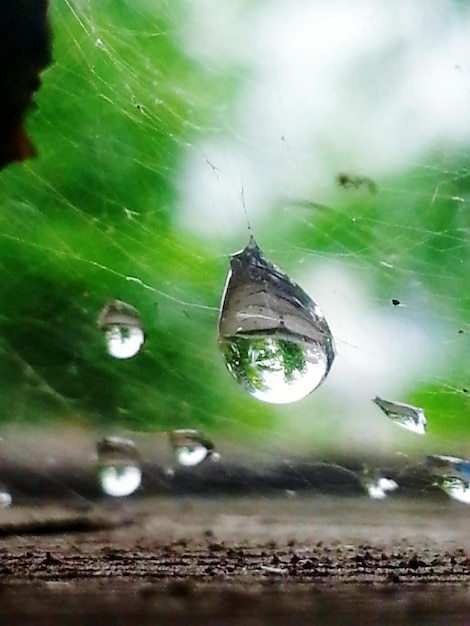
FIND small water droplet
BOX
[98,300,145,359]
[168,429,216,467]
[96,436,142,497]
[373,396,427,434]
[436,476,470,504]
[218,237,335,404]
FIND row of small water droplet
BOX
[96,431,219,497]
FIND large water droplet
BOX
[218,237,335,404]
[373,396,427,434]
[96,436,142,497]
[168,429,218,467]
[98,300,145,359]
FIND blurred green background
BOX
[0,0,469,459]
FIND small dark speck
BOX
[136,104,142,110]
[458,329,464,334]
[391,299,400,306]
[337,172,378,194]
[463,389,468,394]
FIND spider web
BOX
[0,0,469,502]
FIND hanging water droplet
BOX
[218,237,335,404]
[168,429,216,467]
[436,476,470,504]
[373,396,427,434]
[98,300,145,359]
[96,436,142,497]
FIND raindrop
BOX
[436,477,470,505]
[168,429,217,467]
[373,396,427,434]
[96,436,142,497]
[218,237,335,404]
[98,300,145,359]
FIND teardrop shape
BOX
[373,396,427,434]
[98,300,145,359]
[96,436,142,497]
[168,429,217,467]
[218,237,335,404]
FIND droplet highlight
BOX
[373,396,427,434]
[168,429,218,467]
[96,436,142,497]
[218,237,335,404]
[98,300,145,359]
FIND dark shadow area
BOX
[0,0,51,169]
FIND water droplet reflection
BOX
[218,237,335,404]
[373,396,427,434]
[98,300,145,359]
[96,436,142,497]
[168,429,216,467]
[98,465,142,498]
